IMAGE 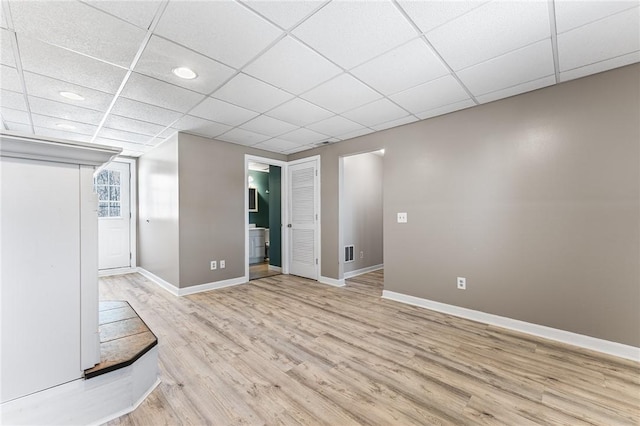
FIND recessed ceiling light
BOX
[172,67,197,80]
[59,91,85,101]
[56,123,77,130]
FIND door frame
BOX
[97,157,137,276]
[244,155,288,282]
[244,154,321,283]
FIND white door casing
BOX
[288,159,319,280]
[97,161,131,270]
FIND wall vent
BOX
[344,245,354,262]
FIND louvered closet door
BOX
[288,160,318,280]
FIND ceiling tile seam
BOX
[0,114,9,129]
[90,0,170,145]
[555,4,640,36]
[391,0,479,106]
[151,34,242,74]
[474,73,557,100]
[2,7,34,134]
[548,0,560,83]
[284,31,415,116]
[419,0,491,36]
[238,0,332,32]
[559,50,640,75]
[78,0,162,32]
[26,93,106,114]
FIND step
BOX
[84,301,157,379]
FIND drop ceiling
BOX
[0,0,638,157]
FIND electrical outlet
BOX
[210,261,217,270]
[220,260,225,269]
[360,251,364,259]
[457,277,466,290]
[397,212,407,223]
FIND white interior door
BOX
[96,161,130,270]
[288,160,318,280]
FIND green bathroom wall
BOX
[268,165,282,268]
[248,170,269,228]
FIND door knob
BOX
[287,224,292,228]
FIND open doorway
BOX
[339,149,384,293]
[246,158,284,281]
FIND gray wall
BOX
[138,134,180,286]
[291,64,640,347]
[138,133,285,288]
[343,152,383,273]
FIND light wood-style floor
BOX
[101,271,639,425]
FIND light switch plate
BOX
[397,212,407,223]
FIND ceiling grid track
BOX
[548,0,561,83]
[391,0,479,106]
[2,0,35,133]
[90,0,170,144]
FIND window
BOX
[95,169,121,218]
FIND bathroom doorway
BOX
[246,157,285,281]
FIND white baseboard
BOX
[344,264,384,279]
[177,276,246,296]
[319,275,345,287]
[99,267,138,277]
[136,268,246,296]
[268,265,282,272]
[136,268,179,296]
[382,290,640,362]
[1,346,159,425]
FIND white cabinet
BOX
[249,228,266,264]
[0,132,120,403]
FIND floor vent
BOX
[344,245,354,263]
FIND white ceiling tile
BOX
[292,0,417,69]
[252,138,301,153]
[190,97,259,126]
[427,1,550,70]
[279,127,328,144]
[34,126,90,142]
[120,72,205,113]
[558,7,640,72]
[242,0,324,30]
[337,127,375,141]
[266,97,333,126]
[212,73,293,113]
[98,127,152,144]
[174,115,232,139]
[1,89,27,110]
[397,0,489,33]
[284,143,316,154]
[342,98,409,127]
[555,1,638,34]
[476,76,556,105]
[10,0,146,67]
[390,75,469,114]
[31,113,98,136]
[155,1,282,69]
[218,127,270,146]
[135,35,235,95]
[1,107,29,124]
[29,96,104,124]
[1,28,16,67]
[244,36,342,95]
[23,72,114,111]
[457,39,555,96]
[153,127,179,141]
[6,121,33,133]
[104,114,166,137]
[0,65,22,92]
[351,39,449,96]
[301,73,382,114]
[111,97,182,126]
[371,115,419,132]
[18,35,127,93]
[415,99,476,120]
[560,51,640,83]
[93,137,147,153]
[1,6,8,29]
[240,115,297,137]
[306,115,365,137]
[82,0,163,30]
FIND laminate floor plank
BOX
[101,272,640,425]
